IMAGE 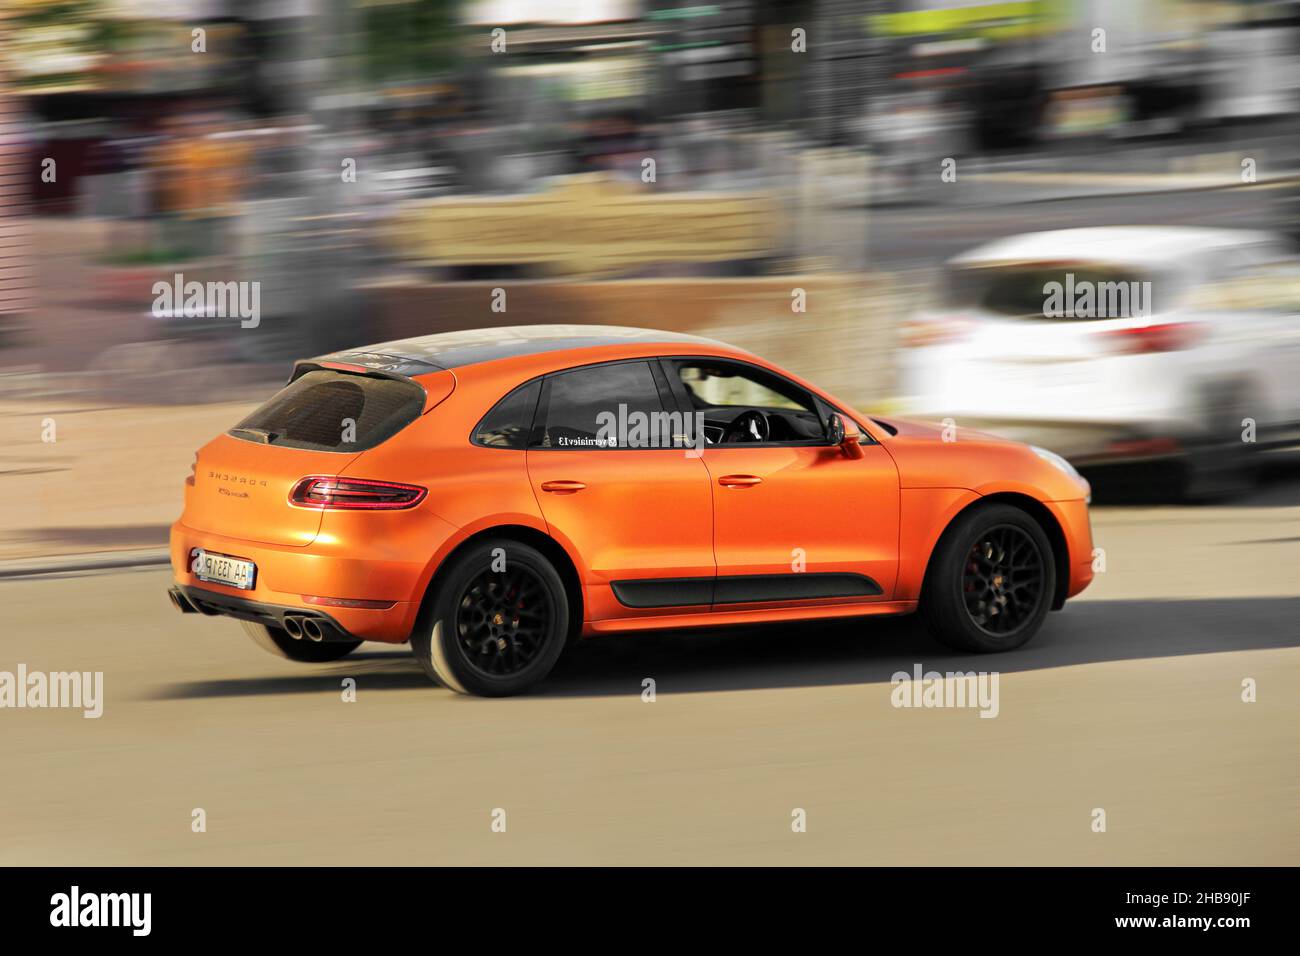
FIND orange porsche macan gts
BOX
[168,325,1094,696]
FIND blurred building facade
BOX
[3,0,1300,404]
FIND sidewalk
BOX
[0,398,263,564]
[860,118,1300,207]
[959,166,1300,205]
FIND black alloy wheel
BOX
[454,566,553,677]
[920,503,1057,653]
[961,525,1046,637]
[409,538,570,696]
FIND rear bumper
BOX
[169,520,428,643]
[169,585,361,643]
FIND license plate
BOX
[190,548,256,590]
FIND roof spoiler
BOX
[289,360,453,415]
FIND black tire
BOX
[239,620,361,662]
[920,504,1056,653]
[410,539,569,697]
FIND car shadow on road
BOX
[144,652,433,700]
[146,596,1300,701]
[539,596,1300,698]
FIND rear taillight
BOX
[1100,322,1202,354]
[289,476,427,510]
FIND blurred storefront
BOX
[5,0,882,383]
[865,0,1300,149]
[14,1,314,214]
[0,15,36,330]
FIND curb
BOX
[958,170,1300,204]
[0,549,171,580]
[860,173,1300,210]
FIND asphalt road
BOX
[1,466,1297,866]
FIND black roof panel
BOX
[307,324,726,375]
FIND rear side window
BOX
[229,370,424,452]
[535,361,666,449]
[946,264,1160,319]
[473,380,541,449]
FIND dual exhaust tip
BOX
[168,587,198,614]
[168,587,333,642]
[283,615,326,642]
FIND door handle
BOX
[540,480,587,493]
[717,474,763,487]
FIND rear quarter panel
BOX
[333,365,556,609]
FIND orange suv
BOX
[168,325,1094,696]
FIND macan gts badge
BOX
[169,325,1095,696]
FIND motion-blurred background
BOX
[2,0,1300,556]
[1,3,1298,869]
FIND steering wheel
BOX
[722,409,770,444]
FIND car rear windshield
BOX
[944,264,1161,319]
[228,369,425,452]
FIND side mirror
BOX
[832,413,865,459]
[826,413,844,445]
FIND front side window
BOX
[1189,260,1300,314]
[668,359,828,445]
[534,361,668,450]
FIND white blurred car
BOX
[900,226,1300,496]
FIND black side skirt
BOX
[610,573,882,610]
